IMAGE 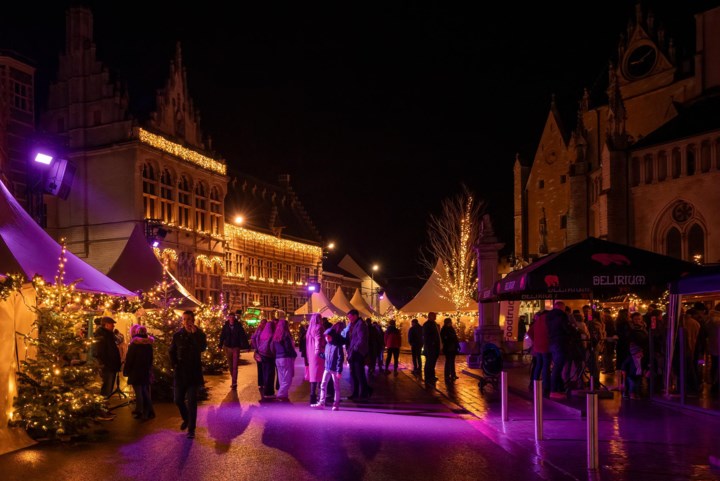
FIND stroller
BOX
[478,343,503,394]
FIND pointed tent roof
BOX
[399,259,477,314]
[349,288,377,319]
[0,181,135,296]
[378,294,396,316]
[330,288,355,314]
[106,224,201,308]
[294,290,344,317]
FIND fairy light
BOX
[225,224,322,257]
[436,194,477,310]
[138,128,227,175]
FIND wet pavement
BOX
[397,352,720,481]
[1,352,719,481]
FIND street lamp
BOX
[371,264,379,312]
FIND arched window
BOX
[672,148,681,178]
[160,169,174,223]
[687,223,705,262]
[142,163,157,219]
[644,154,653,184]
[700,141,711,173]
[195,182,208,232]
[657,151,667,181]
[686,145,696,176]
[209,186,222,235]
[178,176,191,228]
[666,227,681,259]
[631,157,641,186]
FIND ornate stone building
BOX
[0,51,35,215]
[515,5,720,265]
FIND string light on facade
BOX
[225,224,322,257]
[138,128,227,175]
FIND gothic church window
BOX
[631,157,641,186]
[686,145,696,176]
[687,223,705,262]
[666,227,681,259]
[671,149,681,179]
[657,151,667,181]
[700,141,711,173]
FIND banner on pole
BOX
[500,300,518,341]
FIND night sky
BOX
[0,2,709,297]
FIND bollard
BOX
[501,371,508,422]
[533,379,543,441]
[587,392,599,470]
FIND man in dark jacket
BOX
[170,310,207,439]
[218,312,250,389]
[346,309,371,399]
[408,318,423,374]
[93,317,122,398]
[422,312,441,383]
[546,301,571,398]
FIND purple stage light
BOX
[308,284,317,292]
[152,240,160,248]
[34,153,53,165]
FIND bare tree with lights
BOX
[420,185,486,339]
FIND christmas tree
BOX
[11,244,108,440]
[195,300,228,374]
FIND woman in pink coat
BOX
[306,313,326,405]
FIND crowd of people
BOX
[525,300,720,400]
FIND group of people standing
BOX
[407,312,460,383]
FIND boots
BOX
[310,382,318,405]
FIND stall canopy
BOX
[350,288,378,318]
[399,259,477,314]
[485,237,698,302]
[106,224,200,308]
[0,180,134,297]
[330,288,355,314]
[670,265,720,295]
[295,291,344,317]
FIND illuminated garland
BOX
[138,128,227,175]
[196,255,225,269]
[436,194,477,309]
[225,224,322,257]
[11,240,138,440]
[0,274,23,300]
[153,247,179,262]
[157,220,225,241]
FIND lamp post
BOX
[371,264,379,312]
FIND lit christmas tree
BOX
[11,243,107,440]
[195,299,227,374]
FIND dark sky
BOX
[0,1,709,297]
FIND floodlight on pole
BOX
[34,153,53,165]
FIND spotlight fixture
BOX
[34,153,53,165]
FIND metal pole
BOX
[533,379,543,441]
[501,371,508,421]
[587,392,599,470]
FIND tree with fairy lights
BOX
[420,185,486,340]
[195,299,228,374]
[11,243,108,440]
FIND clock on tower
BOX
[623,44,657,79]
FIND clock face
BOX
[625,45,657,79]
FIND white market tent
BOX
[0,180,136,455]
[399,259,477,315]
[295,290,344,318]
[349,288,377,319]
[377,294,396,316]
[330,288,355,315]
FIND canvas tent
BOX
[350,288,377,319]
[399,259,477,314]
[0,180,136,455]
[330,288,355,315]
[295,290,344,318]
[107,224,201,309]
[377,295,397,316]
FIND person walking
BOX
[408,318,423,375]
[251,318,268,397]
[255,315,277,399]
[93,316,122,399]
[346,309,371,399]
[218,312,250,389]
[123,324,155,420]
[273,314,297,401]
[306,313,327,405]
[169,310,207,439]
[384,319,401,375]
[312,321,346,410]
[440,317,459,381]
[422,312,441,383]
